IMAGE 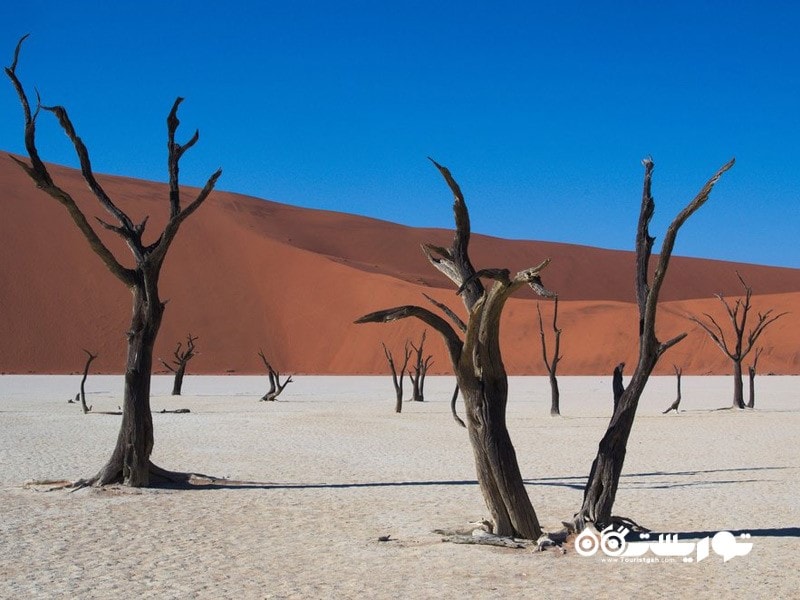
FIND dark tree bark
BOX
[357,159,554,540]
[6,37,221,487]
[408,330,433,402]
[612,362,625,413]
[258,350,293,401]
[449,384,466,428]
[689,274,785,409]
[537,297,563,416]
[571,157,735,531]
[662,365,683,414]
[78,349,97,414]
[423,293,466,426]
[747,347,763,409]
[159,334,198,396]
[382,342,411,413]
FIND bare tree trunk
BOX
[171,364,187,396]
[548,373,560,417]
[572,157,735,531]
[461,376,541,538]
[357,159,553,539]
[94,286,163,486]
[732,359,745,409]
[382,342,410,413]
[662,365,682,413]
[746,348,762,409]
[536,298,562,416]
[78,349,97,414]
[409,331,432,402]
[612,362,625,413]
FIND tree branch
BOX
[423,293,467,333]
[425,158,483,310]
[5,37,136,285]
[356,306,463,368]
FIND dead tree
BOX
[408,330,433,402]
[6,37,221,487]
[570,156,735,532]
[536,297,562,416]
[747,347,763,409]
[688,274,785,409]
[662,365,682,414]
[357,159,554,540]
[159,334,198,396]
[612,362,625,413]
[382,341,411,413]
[78,349,97,414]
[258,349,293,401]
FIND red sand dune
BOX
[1,154,799,376]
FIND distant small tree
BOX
[662,365,682,414]
[408,330,433,402]
[77,349,97,414]
[382,341,411,413]
[688,274,785,409]
[747,347,763,409]
[536,297,562,416]
[258,349,293,401]
[159,334,198,396]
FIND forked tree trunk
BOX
[536,298,562,416]
[572,157,734,531]
[409,331,432,402]
[382,342,410,413]
[357,159,553,540]
[460,375,540,538]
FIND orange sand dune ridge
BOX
[1,155,798,375]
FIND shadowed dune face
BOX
[1,154,798,375]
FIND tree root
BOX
[440,533,529,549]
[23,479,77,492]
[559,513,651,538]
[23,462,229,491]
[434,523,568,553]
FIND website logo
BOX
[575,526,753,563]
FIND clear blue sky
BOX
[2,1,798,268]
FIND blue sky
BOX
[1,1,798,267]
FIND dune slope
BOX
[1,155,798,374]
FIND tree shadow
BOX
[38,464,788,495]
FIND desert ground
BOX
[1,374,798,599]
